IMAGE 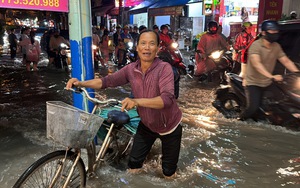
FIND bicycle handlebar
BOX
[66,87,122,106]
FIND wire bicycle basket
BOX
[46,101,104,148]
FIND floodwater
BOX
[0,61,300,188]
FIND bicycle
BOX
[13,87,139,188]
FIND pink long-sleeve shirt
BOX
[101,57,182,134]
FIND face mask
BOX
[265,32,279,43]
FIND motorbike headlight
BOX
[60,43,68,48]
[128,41,133,48]
[60,49,66,55]
[209,50,223,60]
[92,45,97,50]
[171,42,179,49]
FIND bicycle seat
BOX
[107,110,130,125]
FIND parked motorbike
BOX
[189,49,235,83]
[157,41,187,75]
[54,43,70,72]
[212,72,300,130]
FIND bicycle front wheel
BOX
[13,150,86,188]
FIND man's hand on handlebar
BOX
[272,75,283,82]
[66,78,81,89]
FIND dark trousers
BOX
[10,46,17,59]
[128,122,182,176]
[240,83,281,120]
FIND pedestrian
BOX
[100,29,110,65]
[8,28,18,59]
[18,27,31,66]
[66,30,182,178]
[238,20,299,121]
[25,30,41,71]
[241,7,249,23]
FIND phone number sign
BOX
[0,0,68,12]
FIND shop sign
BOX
[258,0,283,24]
[0,0,68,12]
[148,6,183,17]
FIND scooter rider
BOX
[159,24,173,48]
[233,22,254,77]
[239,20,299,121]
[195,20,229,77]
[48,29,70,67]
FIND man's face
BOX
[137,31,159,62]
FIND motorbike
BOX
[157,41,187,75]
[126,41,136,63]
[54,43,71,72]
[212,72,300,130]
[92,44,104,70]
[190,49,235,83]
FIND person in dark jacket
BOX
[8,28,18,59]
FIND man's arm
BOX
[278,56,299,72]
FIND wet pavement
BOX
[1,49,300,188]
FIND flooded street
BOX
[0,62,300,187]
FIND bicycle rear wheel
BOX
[13,150,86,188]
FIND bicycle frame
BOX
[13,88,138,187]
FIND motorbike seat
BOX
[228,73,244,90]
[107,110,130,125]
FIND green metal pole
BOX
[69,0,94,112]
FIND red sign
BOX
[257,0,283,26]
[0,0,68,12]
[124,0,143,7]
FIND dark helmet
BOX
[138,25,147,32]
[153,25,159,30]
[207,21,219,34]
[261,20,279,31]
[160,24,168,31]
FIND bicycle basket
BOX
[46,101,104,148]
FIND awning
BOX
[149,0,190,9]
[148,0,190,16]
[129,0,160,15]
[92,5,114,16]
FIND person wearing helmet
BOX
[194,20,229,78]
[290,11,297,20]
[238,20,299,121]
[152,25,159,33]
[117,25,133,66]
[232,22,254,76]
[138,25,147,33]
[159,24,173,47]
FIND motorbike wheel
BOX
[213,92,243,118]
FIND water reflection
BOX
[0,68,299,187]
